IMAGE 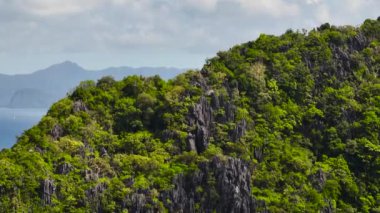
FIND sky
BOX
[0,0,379,74]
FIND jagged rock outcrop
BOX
[232,119,247,142]
[56,162,73,175]
[84,168,100,181]
[50,124,64,140]
[187,84,247,153]
[188,96,213,153]
[187,133,197,152]
[347,32,369,52]
[100,147,109,157]
[73,100,88,112]
[86,182,107,212]
[160,157,257,213]
[41,179,55,205]
[322,200,335,213]
[309,169,328,191]
[126,190,157,213]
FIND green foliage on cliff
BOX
[1,18,380,212]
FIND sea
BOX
[0,108,47,149]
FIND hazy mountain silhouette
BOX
[0,61,185,108]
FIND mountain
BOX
[0,61,184,108]
[8,88,55,108]
[0,18,380,212]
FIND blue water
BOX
[0,108,47,149]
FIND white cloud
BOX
[13,0,155,16]
[97,26,166,48]
[237,0,300,17]
[14,0,103,16]
[314,3,331,23]
[111,0,133,5]
[0,0,379,73]
[306,0,322,5]
[346,0,364,11]
[303,0,379,26]
[184,0,219,11]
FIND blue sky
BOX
[0,0,379,74]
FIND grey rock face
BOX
[210,90,220,109]
[56,162,73,175]
[348,32,369,52]
[188,96,213,153]
[187,133,197,152]
[131,193,148,213]
[187,91,245,153]
[161,157,257,213]
[86,182,107,213]
[322,199,335,213]
[309,169,328,191]
[41,179,55,205]
[73,100,88,113]
[51,124,64,140]
[84,168,100,182]
[123,189,158,213]
[232,119,247,142]
[100,147,109,157]
[129,192,155,213]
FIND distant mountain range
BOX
[0,61,185,108]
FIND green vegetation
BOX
[1,18,380,212]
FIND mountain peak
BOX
[34,60,84,75]
[51,60,82,69]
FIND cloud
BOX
[306,0,322,5]
[10,0,157,16]
[0,0,379,73]
[183,0,219,11]
[302,0,380,26]
[237,0,300,17]
[14,0,103,16]
[314,3,331,23]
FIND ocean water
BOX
[0,108,47,149]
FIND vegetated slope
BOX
[0,18,379,212]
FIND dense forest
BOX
[0,18,379,212]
